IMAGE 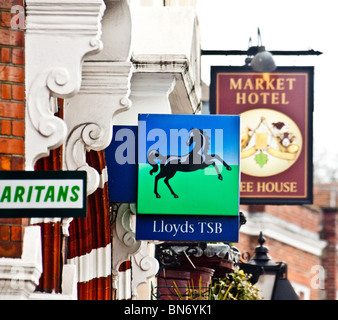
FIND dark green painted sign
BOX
[0,171,87,217]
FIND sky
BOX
[196,0,338,182]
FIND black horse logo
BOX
[147,128,232,198]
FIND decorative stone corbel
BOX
[25,0,106,170]
[131,241,159,300]
[28,264,78,300]
[115,72,176,126]
[63,61,132,195]
[129,5,202,115]
[63,0,133,195]
[112,203,141,292]
[0,226,42,299]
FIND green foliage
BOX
[209,266,261,300]
[255,151,268,168]
[172,278,208,300]
[166,266,261,300]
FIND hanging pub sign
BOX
[0,171,87,217]
[210,66,313,204]
[136,113,240,242]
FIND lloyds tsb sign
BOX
[136,114,240,242]
[104,113,241,242]
[0,171,87,217]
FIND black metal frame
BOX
[201,48,322,57]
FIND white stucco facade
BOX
[0,0,201,300]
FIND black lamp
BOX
[240,232,299,300]
[246,28,276,73]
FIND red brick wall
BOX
[241,203,322,234]
[0,0,27,258]
[322,208,338,300]
[239,193,338,300]
[238,204,324,299]
[265,204,321,234]
[237,232,322,300]
[314,184,338,207]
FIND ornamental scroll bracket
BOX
[131,242,159,300]
[63,0,133,195]
[112,203,141,292]
[63,61,132,195]
[24,0,106,170]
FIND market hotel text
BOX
[229,76,297,105]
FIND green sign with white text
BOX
[0,171,87,217]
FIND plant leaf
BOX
[255,151,268,168]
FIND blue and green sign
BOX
[136,114,240,241]
[105,125,138,203]
[137,114,240,216]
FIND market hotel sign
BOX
[0,171,87,217]
[210,66,313,204]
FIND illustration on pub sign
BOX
[240,108,302,177]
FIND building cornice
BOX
[63,61,132,195]
[63,0,133,195]
[240,211,327,256]
[129,6,202,115]
[25,0,106,170]
[25,0,105,36]
[131,54,201,114]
